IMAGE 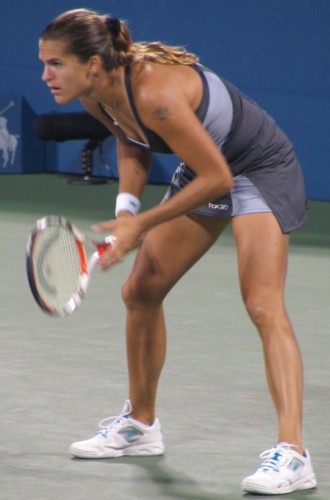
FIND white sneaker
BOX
[69,400,165,458]
[241,442,317,495]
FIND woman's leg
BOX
[232,213,304,453]
[122,214,230,424]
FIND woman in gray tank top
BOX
[39,9,316,495]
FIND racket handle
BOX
[96,235,116,255]
[105,235,116,245]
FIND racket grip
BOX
[105,235,116,245]
[96,235,116,255]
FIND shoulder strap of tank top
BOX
[124,66,146,132]
[191,63,210,123]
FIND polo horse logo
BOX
[0,101,20,168]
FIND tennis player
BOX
[39,9,317,495]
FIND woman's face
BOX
[39,39,94,104]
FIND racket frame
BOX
[26,215,113,317]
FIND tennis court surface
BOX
[0,174,329,499]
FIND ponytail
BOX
[41,9,198,71]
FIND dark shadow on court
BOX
[72,455,235,499]
[75,456,323,499]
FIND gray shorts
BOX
[164,164,272,217]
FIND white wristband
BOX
[115,192,141,217]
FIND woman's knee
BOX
[244,293,281,329]
[121,274,165,310]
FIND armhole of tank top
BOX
[125,64,210,128]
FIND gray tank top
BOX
[100,63,307,233]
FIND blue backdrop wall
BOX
[0,0,329,200]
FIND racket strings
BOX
[32,226,83,312]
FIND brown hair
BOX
[40,8,198,70]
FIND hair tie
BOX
[105,16,121,39]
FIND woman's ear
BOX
[88,55,103,75]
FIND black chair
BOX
[32,112,113,184]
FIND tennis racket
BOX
[26,215,115,317]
